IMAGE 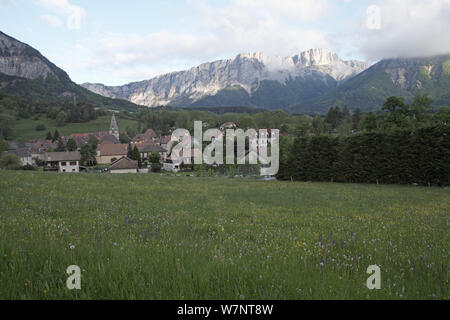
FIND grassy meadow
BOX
[10,115,139,141]
[0,171,448,300]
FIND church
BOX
[95,114,129,165]
[109,113,120,140]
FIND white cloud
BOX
[35,0,86,30]
[40,14,62,28]
[355,0,450,60]
[67,0,332,85]
[59,0,450,86]
[232,0,328,22]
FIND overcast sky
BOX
[1,0,449,86]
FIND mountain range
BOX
[0,31,140,111]
[81,50,369,112]
[1,30,449,114]
[81,50,450,113]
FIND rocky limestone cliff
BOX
[0,31,59,80]
[82,49,369,107]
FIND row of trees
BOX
[131,94,449,139]
[46,102,108,126]
[134,108,315,136]
[359,95,449,132]
[277,125,450,186]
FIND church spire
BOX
[109,113,119,140]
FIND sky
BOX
[1,0,449,86]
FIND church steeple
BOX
[109,113,119,140]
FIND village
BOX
[3,114,277,175]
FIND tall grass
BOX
[0,171,448,300]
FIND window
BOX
[70,162,77,166]
[72,169,76,172]
[61,162,67,166]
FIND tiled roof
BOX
[97,144,128,156]
[45,152,81,162]
[160,135,172,144]
[109,157,138,170]
[99,134,120,144]
[140,144,167,153]
[6,148,31,158]
[220,122,237,130]
[144,129,157,139]
[70,131,109,139]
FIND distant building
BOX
[159,135,172,149]
[109,157,138,174]
[44,152,81,173]
[131,129,158,145]
[96,144,128,164]
[5,148,34,166]
[143,129,157,140]
[99,134,120,145]
[109,114,120,140]
[138,144,167,162]
[220,122,237,132]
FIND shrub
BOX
[0,154,21,170]
[35,124,47,131]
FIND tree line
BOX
[277,95,450,186]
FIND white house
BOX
[44,152,81,173]
[6,148,34,167]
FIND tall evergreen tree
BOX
[131,145,142,168]
[56,139,66,152]
[127,143,133,158]
[352,108,362,131]
[66,138,77,151]
[52,130,60,142]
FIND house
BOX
[44,152,81,173]
[5,148,34,166]
[28,146,45,161]
[96,144,128,164]
[159,135,172,150]
[71,136,88,150]
[139,144,168,162]
[109,157,138,174]
[131,134,146,145]
[143,129,157,140]
[131,129,158,145]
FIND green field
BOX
[0,171,448,300]
[9,116,139,141]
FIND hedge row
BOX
[277,126,450,186]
